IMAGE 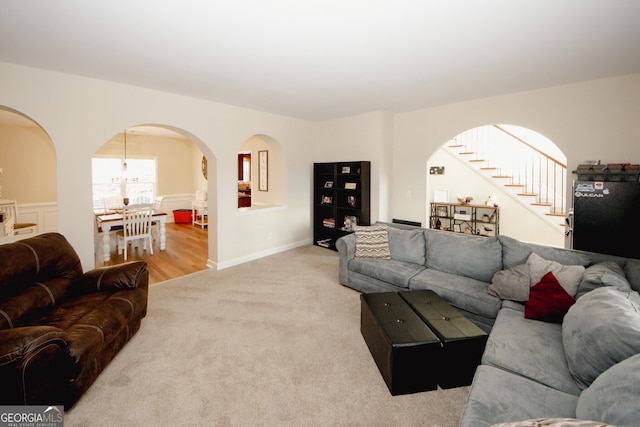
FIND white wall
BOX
[0,123,56,203]
[391,74,640,244]
[2,60,638,271]
[316,111,394,224]
[0,62,316,270]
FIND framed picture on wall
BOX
[258,150,268,191]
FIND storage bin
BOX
[173,209,192,223]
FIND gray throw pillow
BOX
[576,353,640,426]
[623,258,640,292]
[488,263,530,301]
[575,261,631,299]
[527,252,585,297]
[562,287,640,389]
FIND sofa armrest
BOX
[0,326,72,404]
[72,261,149,294]
[336,234,356,286]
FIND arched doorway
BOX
[0,106,57,238]
[237,134,286,210]
[426,124,567,247]
[92,124,216,283]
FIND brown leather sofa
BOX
[0,233,148,407]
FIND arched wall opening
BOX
[237,134,286,210]
[0,106,58,236]
[426,124,567,247]
[91,124,217,278]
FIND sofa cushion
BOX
[524,272,575,324]
[482,306,582,395]
[576,261,631,299]
[562,287,640,389]
[623,258,640,292]
[499,235,591,270]
[0,233,83,297]
[387,227,426,265]
[348,258,423,289]
[0,278,73,329]
[424,230,502,283]
[409,269,501,320]
[488,263,530,301]
[526,253,584,297]
[353,225,391,259]
[459,365,579,427]
[576,353,640,426]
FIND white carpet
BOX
[65,245,469,426]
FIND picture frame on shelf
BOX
[341,166,351,174]
[344,182,357,190]
[324,181,333,188]
[454,224,461,233]
[347,195,356,207]
[436,206,448,217]
[322,195,333,205]
[434,189,449,203]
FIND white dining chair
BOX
[103,196,124,213]
[116,203,153,261]
[8,200,37,235]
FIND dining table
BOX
[95,210,167,262]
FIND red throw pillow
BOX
[525,271,576,323]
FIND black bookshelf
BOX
[313,161,371,250]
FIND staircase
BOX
[443,125,567,234]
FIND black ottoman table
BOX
[400,290,488,389]
[360,292,441,395]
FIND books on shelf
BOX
[323,218,335,228]
[316,238,332,248]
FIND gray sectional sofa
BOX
[336,222,640,426]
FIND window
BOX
[92,157,157,209]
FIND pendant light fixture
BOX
[122,129,128,175]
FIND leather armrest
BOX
[72,261,149,293]
[0,326,71,404]
[0,326,68,365]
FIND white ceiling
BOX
[1,0,639,121]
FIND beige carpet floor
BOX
[65,245,469,427]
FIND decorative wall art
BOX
[259,150,268,191]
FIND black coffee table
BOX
[399,290,488,389]
[360,290,487,394]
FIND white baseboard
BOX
[214,238,313,270]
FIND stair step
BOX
[531,202,552,207]
[469,159,485,163]
[505,184,525,187]
[546,212,566,217]
[519,193,538,197]
[449,144,464,148]
[492,175,511,178]
[480,167,498,170]
[459,151,474,155]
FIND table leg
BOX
[102,223,112,262]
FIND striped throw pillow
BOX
[354,225,391,259]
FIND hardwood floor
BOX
[95,222,209,285]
